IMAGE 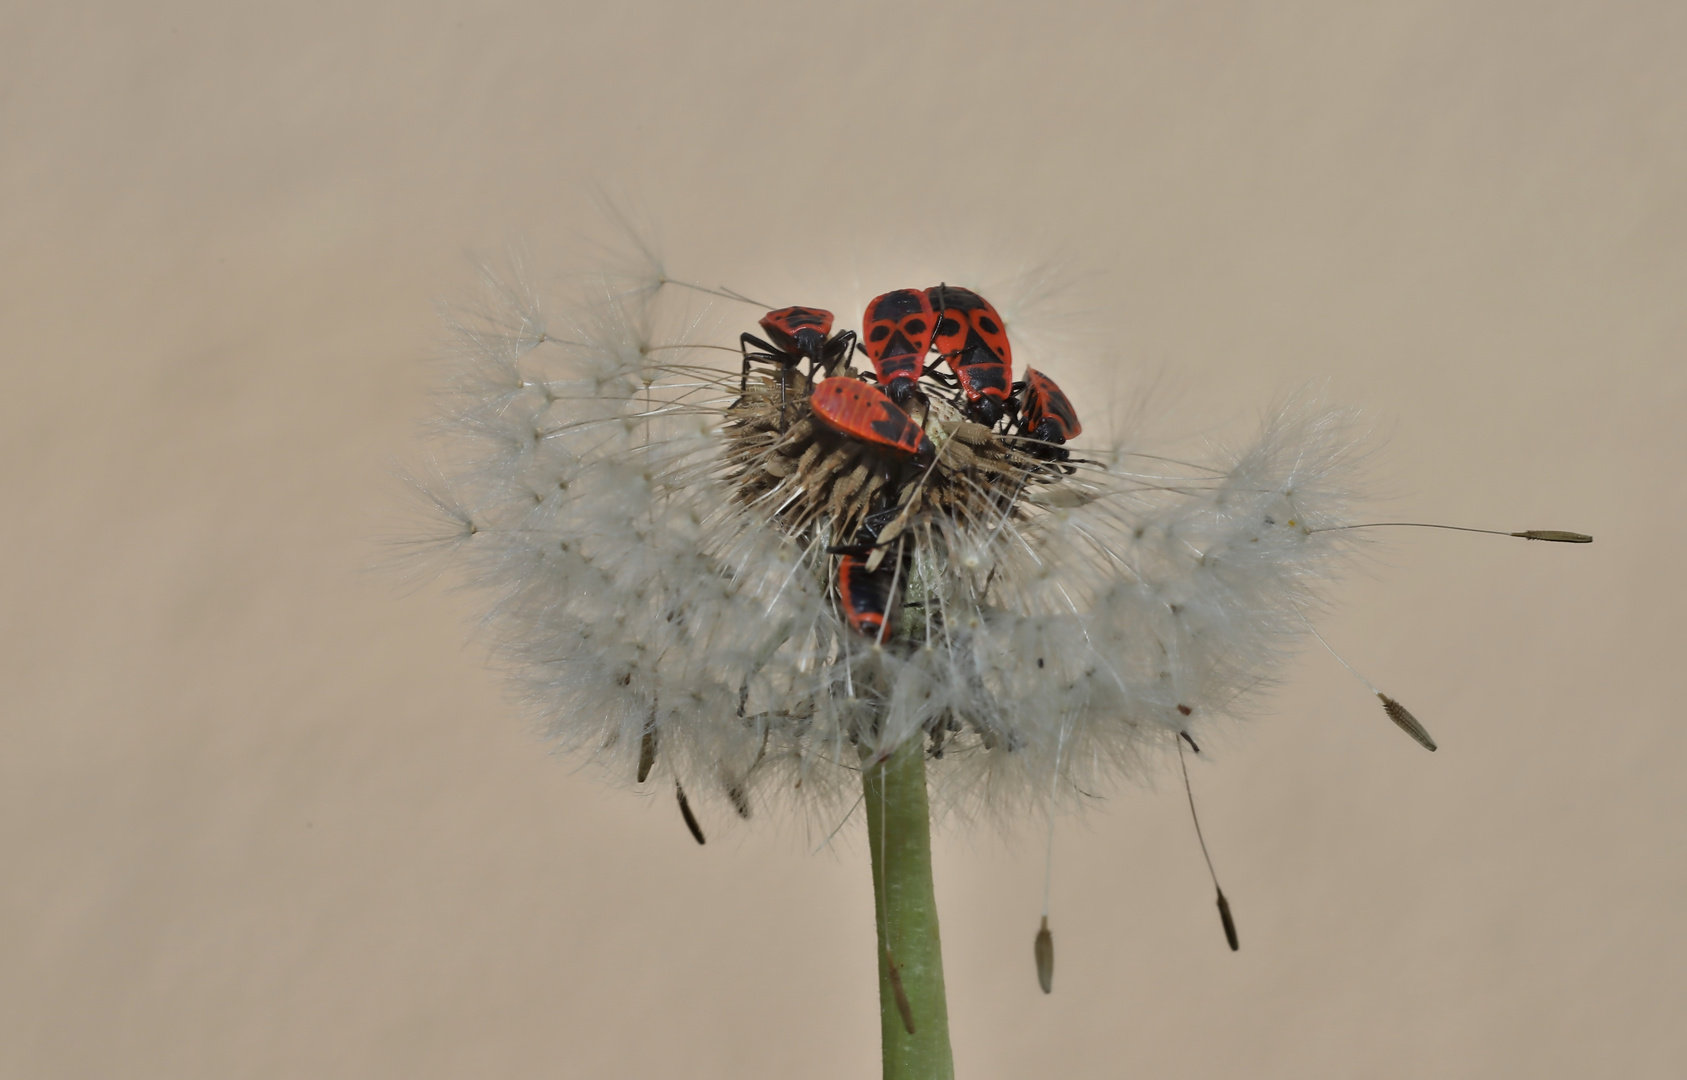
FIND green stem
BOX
[863,738,953,1080]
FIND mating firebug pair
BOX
[861,286,1081,455]
[860,285,1014,428]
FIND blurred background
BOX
[4,2,1682,1076]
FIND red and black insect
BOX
[808,377,936,468]
[861,289,936,405]
[739,307,856,394]
[831,508,905,640]
[927,284,1014,428]
[837,552,896,639]
[1013,368,1082,460]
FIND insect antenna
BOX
[1178,734,1239,951]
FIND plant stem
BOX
[863,737,953,1080]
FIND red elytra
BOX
[836,553,894,639]
[861,289,936,405]
[1020,368,1082,443]
[927,284,1013,426]
[808,377,936,467]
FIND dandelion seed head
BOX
[407,256,1372,830]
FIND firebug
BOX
[739,306,856,393]
[861,289,936,405]
[836,552,896,640]
[1015,368,1082,459]
[927,284,1014,428]
[808,377,936,468]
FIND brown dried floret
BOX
[722,369,1072,561]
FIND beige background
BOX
[4,2,1682,1077]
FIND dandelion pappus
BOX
[739,307,858,426]
[808,377,937,469]
[861,289,937,406]
[421,250,1601,1043]
[1012,368,1083,461]
[927,284,1014,428]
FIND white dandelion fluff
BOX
[407,262,1372,826]
[403,244,1594,1075]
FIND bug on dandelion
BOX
[807,376,937,468]
[1011,367,1083,461]
[927,283,1014,427]
[861,288,938,406]
[411,249,1591,1077]
[828,506,912,642]
[739,305,857,426]
[836,552,898,641]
